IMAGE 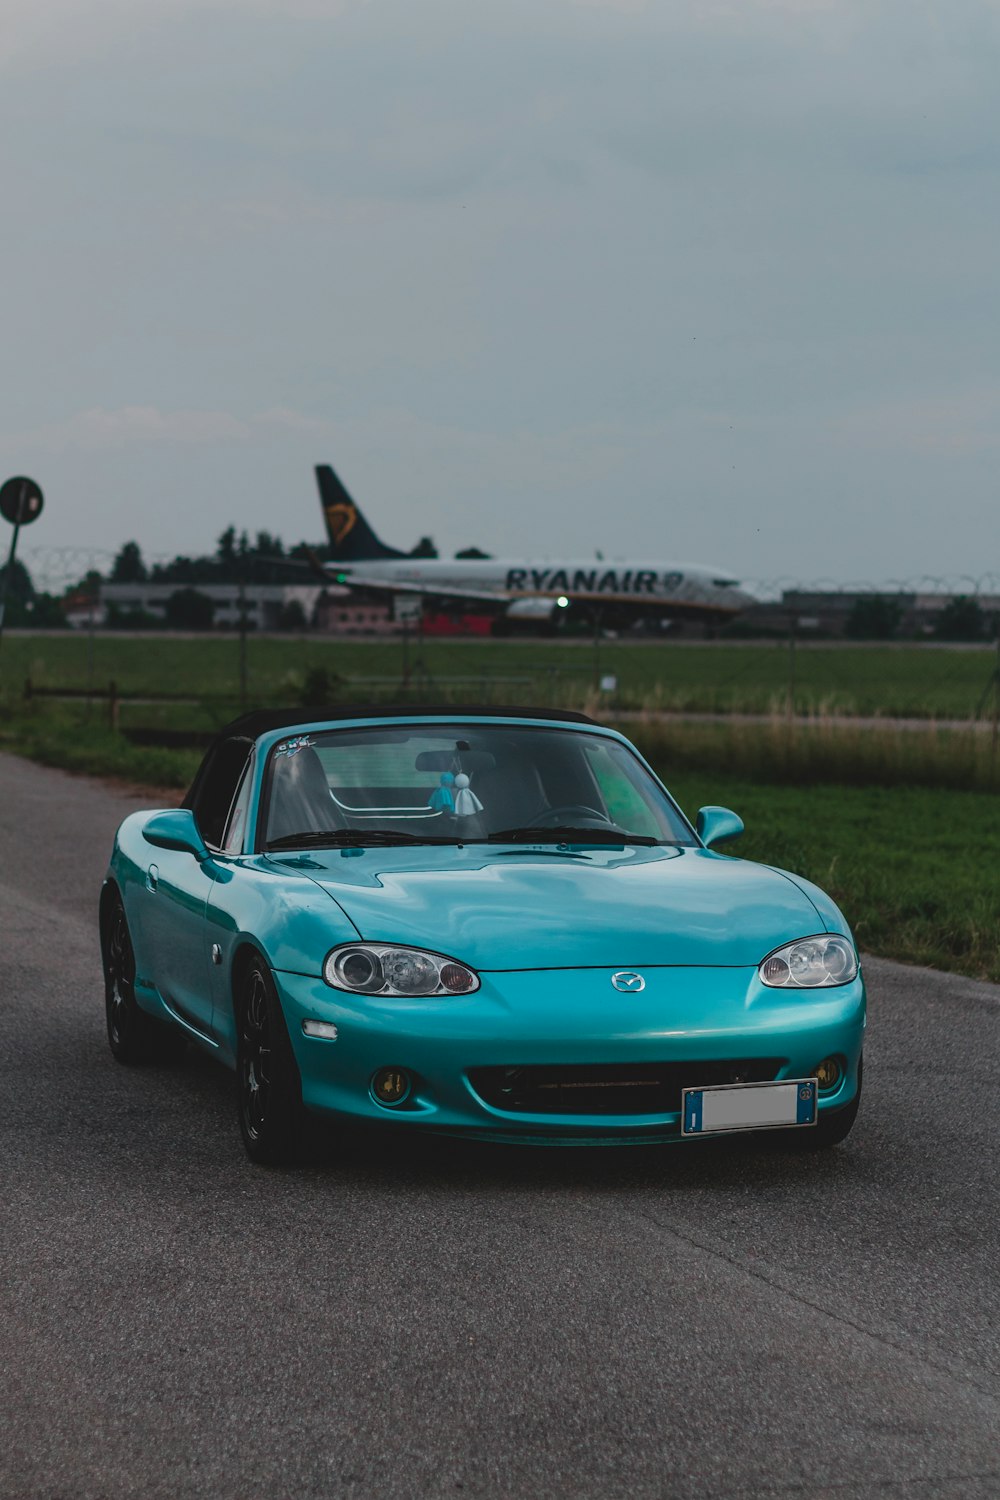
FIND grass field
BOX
[626,717,1000,793]
[2,630,1000,719]
[663,773,1000,984]
[2,633,997,983]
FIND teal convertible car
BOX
[100,707,865,1164]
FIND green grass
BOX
[1,651,998,983]
[2,630,999,717]
[626,717,1000,793]
[0,703,203,790]
[660,773,1000,984]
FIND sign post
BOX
[0,476,45,652]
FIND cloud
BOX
[841,388,1000,455]
[0,405,328,450]
[0,0,358,68]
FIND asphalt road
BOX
[2,751,999,1500]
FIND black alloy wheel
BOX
[237,957,304,1165]
[104,898,186,1064]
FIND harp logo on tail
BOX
[325,502,357,547]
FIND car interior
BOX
[264,729,615,843]
[181,722,682,852]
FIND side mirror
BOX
[696,805,744,849]
[142,809,210,860]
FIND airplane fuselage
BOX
[332,557,753,619]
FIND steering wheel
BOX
[527,803,612,829]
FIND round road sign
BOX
[0,476,44,527]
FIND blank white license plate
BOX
[682,1079,817,1135]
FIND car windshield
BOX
[263,723,695,849]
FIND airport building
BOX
[99,582,328,631]
[97,582,412,634]
[736,590,1000,638]
[97,583,489,635]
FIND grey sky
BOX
[2,0,999,591]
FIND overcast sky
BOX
[2,0,998,592]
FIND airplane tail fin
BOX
[315,464,407,561]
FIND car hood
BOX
[272,844,825,970]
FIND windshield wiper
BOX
[485,825,660,846]
[266,829,464,850]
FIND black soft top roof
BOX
[217,703,597,740]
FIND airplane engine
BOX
[504,596,559,620]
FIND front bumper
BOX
[273,964,866,1144]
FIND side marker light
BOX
[302,1020,339,1041]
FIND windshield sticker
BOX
[274,735,315,759]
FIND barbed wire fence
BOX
[742,573,1000,603]
[19,546,1000,605]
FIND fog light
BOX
[815,1056,842,1092]
[372,1067,411,1106]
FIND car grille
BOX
[467,1060,785,1116]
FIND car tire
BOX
[236,955,304,1166]
[103,897,187,1065]
[782,1055,863,1151]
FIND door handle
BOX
[146,864,159,892]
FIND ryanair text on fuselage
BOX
[504,566,684,597]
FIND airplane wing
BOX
[325,572,508,607]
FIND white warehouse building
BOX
[99,582,327,631]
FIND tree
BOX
[0,557,41,627]
[255,530,284,558]
[0,556,34,602]
[110,540,147,583]
[455,546,492,559]
[277,599,308,631]
[105,602,160,630]
[290,539,326,561]
[217,526,238,567]
[844,595,901,641]
[151,554,217,584]
[410,536,438,558]
[28,593,70,629]
[164,588,215,630]
[934,596,986,643]
[68,568,104,597]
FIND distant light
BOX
[336,573,348,583]
[556,596,569,608]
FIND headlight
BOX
[324,943,480,997]
[759,935,858,988]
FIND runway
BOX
[2,752,999,1499]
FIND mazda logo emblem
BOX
[611,971,645,993]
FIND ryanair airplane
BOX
[315,464,754,628]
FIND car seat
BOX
[470,754,549,831]
[266,746,343,842]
